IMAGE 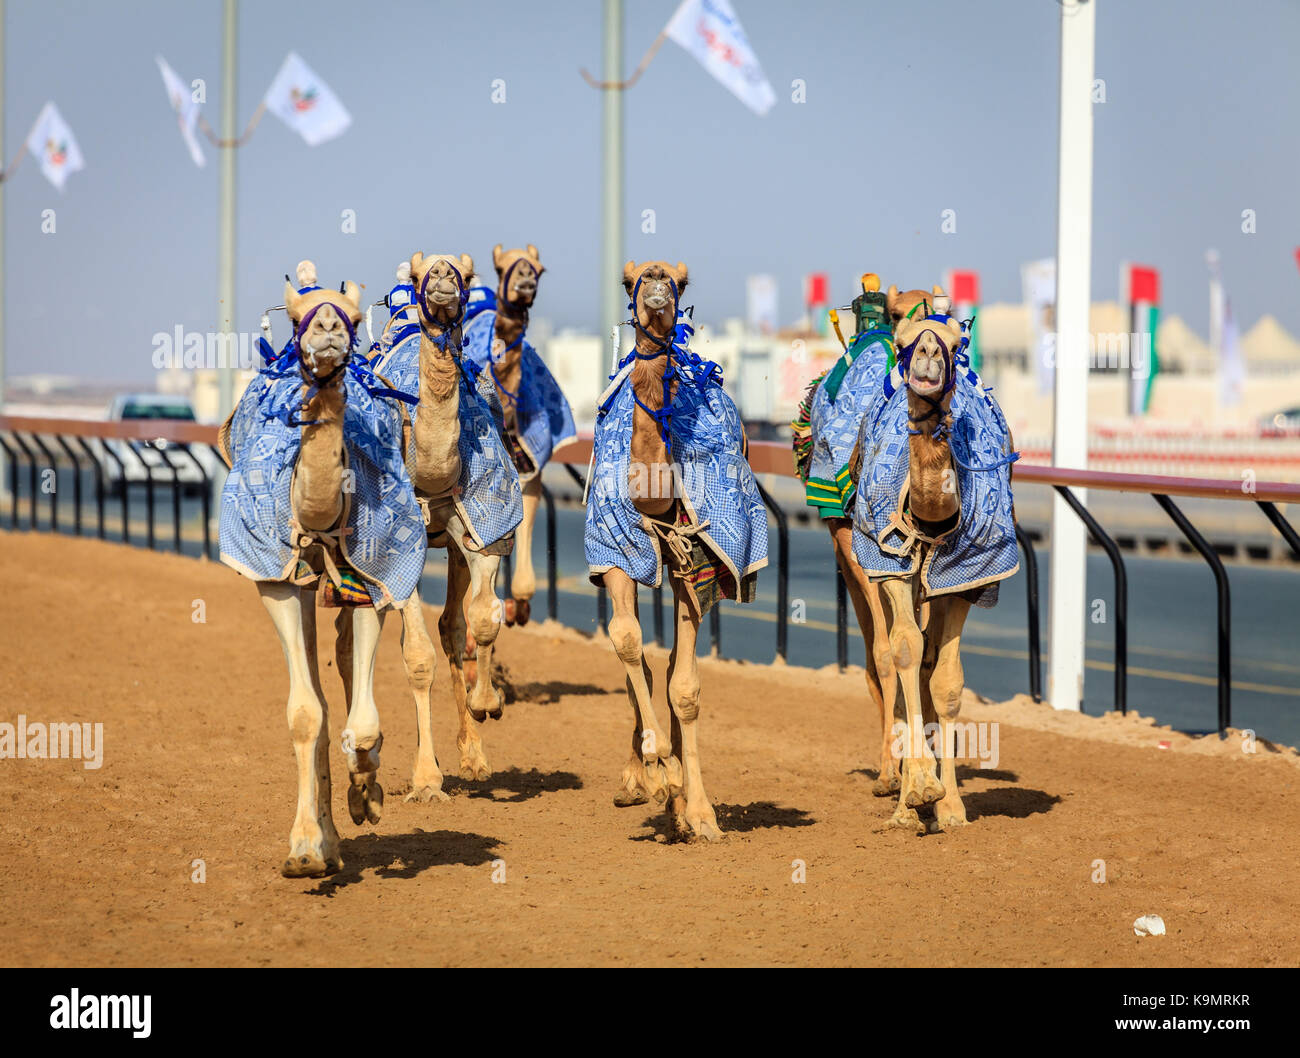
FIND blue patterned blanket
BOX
[218,354,428,610]
[584,351,768,592]
[372,331,523,551]
[851,366,1018,603]
[462,292,576,480]
[805,329,894,518]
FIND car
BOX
[96,393,222,496]
[1259,406,1300,437]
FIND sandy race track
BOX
[1,530,1298,967]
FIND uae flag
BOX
[263,52,351,146]
[25,102,85,191]
[1122,263,1161,416]
[946,269,980,372]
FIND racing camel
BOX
[584,260,768,841]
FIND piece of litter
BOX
[1157,740,1171,750]
[1133,914,1166,937]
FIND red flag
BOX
[804,273,829,308]
[1294,248,1300,275]
[948,269,980,304]
[1125,264,1160,305]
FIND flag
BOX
[25,102,85,191]
[665,0,776,116]
[746,274,778,334]
[1122,264,1161,416]
[156,56,206,168]
[263,52,351,146]
[1021,258,1056,396]
[947,269,981,372]
[1220,298,1244,409]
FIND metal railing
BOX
[4,416,1299,737]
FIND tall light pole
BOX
[216,0,238,420]
[1048,0,1096,712]
[598,0,624,394]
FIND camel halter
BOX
[416,260,469,353]
[488,258,538,407]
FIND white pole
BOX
[1207,249,1224,356]
[216,0,238,421]
[598,0,624,402]
[0,0,7,493]
[1048,0,1095,712]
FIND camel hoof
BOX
[503,598,517,626]
[613,789,650,807]
[514,598,531,626]
[888,807,927,834]
[404,784,450,804]
[872,768,901,797]
[281,848,330,878]
[903,772,945,809]
[930,803,969,831]
[348,778,383,825]
[687,813,724,843]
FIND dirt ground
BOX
[2,530,1298,967]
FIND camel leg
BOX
[929,596,972,830]
[666,579,721,841]
[339,604,386,826]
[399,592,449,803]
[881,578,943,832]
[259,582,340,877]
[507,476,542,625]
[830,520,899,796]
[439,546,490,781]
[300,597,340,868]
[459,539,505,724]
[603,568,678,808]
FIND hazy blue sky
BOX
[4,0,1297,382]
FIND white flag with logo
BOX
[665,0,776,116]
[25,102,85,191]
[263,51,351,146]
[156,56,206,168]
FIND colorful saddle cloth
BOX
[461,289,577,482]
[584,347,768,611]
[218,350,428,611]
[851,365,1018,604]
[802,328,895,518]
[372,330,523,551]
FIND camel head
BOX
[623,260,688,336]
[885,283,952,332]
[894,292,964,407]
[493,244,544,312]
[282,260,362,380]
[409,251,476,330]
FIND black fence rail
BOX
[4,418,1300,737]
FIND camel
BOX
[462,244,576,629]
[218,261,429,877]
[584,260,768,841]
[848,291,1019,832]
[370,252,524,789]
[794,279,947,799]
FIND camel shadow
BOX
[305,829,502,897]
[962,787,1061,821]
[505,680,612,705]
[631,800,816,843]
[443,766,583,804]
[853,766,1020,784]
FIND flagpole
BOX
[0,0,7,499]
[598,0,624,398]
[1048,0,1095,713]
[216,0,238,421]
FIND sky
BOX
[3,0,1298,383]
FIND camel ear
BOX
[623,260,638,295]
[492,244,504,273]
[284,281,299,316]
[342,281,362,312]
[673,262,689,294]
[883,283,904,317]
[528,244,544,274]
[460,254,475,284]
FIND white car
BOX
[96,394,222,496]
